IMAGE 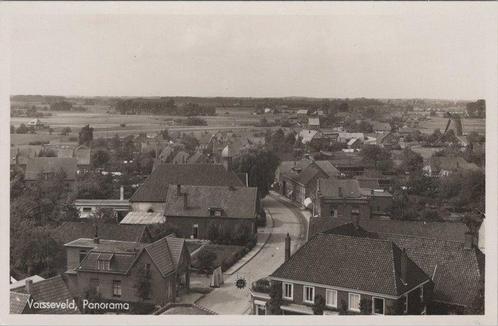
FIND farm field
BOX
[10,107,276,145]
[418,116,485,135]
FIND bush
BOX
[197,250,217,274]
[16,124,29,134]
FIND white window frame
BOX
[303,286,315,304]
[348,293,361,312]
[372,297,385,315]
[282,282,293,300]
[325,289,338,308]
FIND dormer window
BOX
[97,253,113,271]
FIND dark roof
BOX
[379,233,483,307]
[10,292,31,314]
[25,157,77,181]
[309,217,470,243]
[279,160,339,186]
[79,252,137,274]
[188,151,209,164]
[144,237,177,277]
[354,177,381,189]
[14,275,79,314]
[429,156,480,172]
[130,164,244,202]
[271,233,429,297]
[319,178,363,198]
[311,221,484,307]
[53,222,149,244]
[164,185,257,219]
[77,235,183,278]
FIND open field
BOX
[10,107,276,144]
[418,116,485,135]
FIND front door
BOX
[192,224,199,239]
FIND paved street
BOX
[194,193,308,314]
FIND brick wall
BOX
[166,216,256,240]
[76,251,176,306]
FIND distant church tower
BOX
[222,144,232,171]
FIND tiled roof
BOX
[164,185,257,219]
[10,292,31,314]
[354,177,381,189]
[25,157,77,181]
[130,164,244,202]
[314,161,340,178]
[309,217,469,243]
[14,275,79,314]
[372,122,391,132]
[379,233,483,307]
[53,221,148,244]
[165,236,186,266]
[188,151,209,164]
[298,129,319,143]
[271,233,429,297]
[76,235,184,278]
[319,178,363,198]
[79,252,137,274]
[144,237,176,277]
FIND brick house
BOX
[129,163,244,213]
[308,219,485,314]
[251,230,432,315]
[163,184,258,239]
[276,159,339,207]
[64,235,190,307]
[314,178,371,220]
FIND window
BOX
[214,210,222,217]
[348,293,361,312]
[282,282,293,300]
[144,263,151,274]
[373,297,385,315]
[82,207,92,212]
[192,224,199,239]
[79,250,88,263]
[97,260,110,271]
[112,280,122,297]
[330,209,338,218]
[303,286,315,304]
[420,287,424,302]
[325,289,337,308]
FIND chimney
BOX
[94,224,100,244]
[284,233,291,262]
[183,193,188,209]
[464,232,473,250]
[400,248,408,284]
[338,186,343,197]
[245,173,249,187]
[352,210,360,230]
[25,279,33,294]
[177,184,181,196]
[120,186,124,200]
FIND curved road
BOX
[195,194,308,314]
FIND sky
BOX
[7,4,497,100]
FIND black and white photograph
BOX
[1,2,496,325]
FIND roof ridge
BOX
[378,231,466,244]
